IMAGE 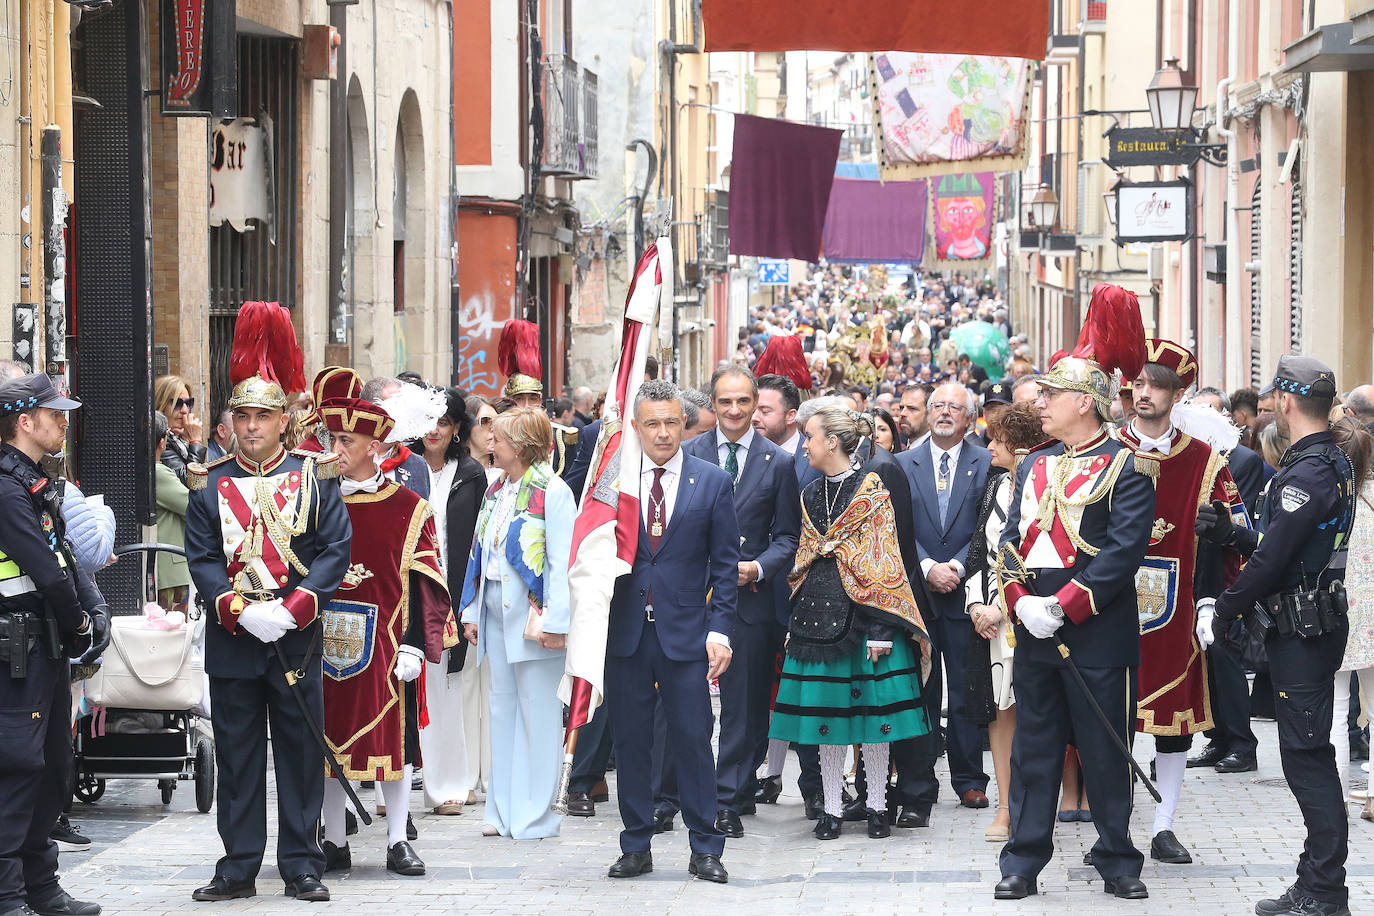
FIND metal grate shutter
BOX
[1288,176,1302,353]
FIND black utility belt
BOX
[0,611,50,677]
[1261,583,1348,640]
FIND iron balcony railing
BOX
[542,53,598,180]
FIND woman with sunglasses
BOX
[154,374,206,484]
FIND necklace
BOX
[822,476,844,519]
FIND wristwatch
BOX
[1046,599,1065,620]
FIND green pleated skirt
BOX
[768,637,929,746]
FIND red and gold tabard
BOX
[1121,428,1246,736]
[322,481,458,780]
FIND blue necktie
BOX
[937,452,951,527]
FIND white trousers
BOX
[419,649,471,809]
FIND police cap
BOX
[1272,355,1337,400]
[984,381,1013,406]
[0,374,82,416]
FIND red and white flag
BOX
[558,237,672,730]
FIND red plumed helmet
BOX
[1072,283,1146,382]
[1049,349,1070,368]
[497,319,542,379]
[753,335,813,390]
[228,300,306,393]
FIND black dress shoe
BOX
[387,841,426,876]
[321,840,351,872]
[406,813,418,841]
[867,809,891,838]
[841,796,868,822]
[803,794,824,820]
[813,813,842,840]
[345,809,358,836]
[1255,886,1302,916]
[1257,892,1351,915]
[688,853,728,884]
[753,775,783,805]
[26,888,101,916]
[1151,829,1192,864]
[566,792,595,817]
[1216,751,1258,773]
[1187,743,1227,768]
[993,875,1037,899]
[653,810,675,834]
[895,807,929,828]
[1104,876,1149,899]
[607,851,653,878]
[715,809,744,838]
[191,876,256,902]
[283,875,330,902]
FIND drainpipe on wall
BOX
[1218,0,1241,388]
[447,1,461,386]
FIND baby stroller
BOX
[72,543,215,812]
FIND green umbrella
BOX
[950,321,1011,377]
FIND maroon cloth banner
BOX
[728,114,843,261]
[703,0,1049,61]
[821,177,927,263]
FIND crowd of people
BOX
[2,271,1373,916]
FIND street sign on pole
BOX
[758,258,790,285]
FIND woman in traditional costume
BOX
[769,405,932,841]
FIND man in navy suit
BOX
[897,381,992,807]
[685,367,800,838]
[605,379,739,884]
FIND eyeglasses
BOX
[174,397,195,410]
[928,402,966,414]
[477,416,494,427]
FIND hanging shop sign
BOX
[1104,127,1195,168]
[1115,179,1192,244]
[161,0,238,118]
[210,116,274,234]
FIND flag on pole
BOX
[558,237,672,731]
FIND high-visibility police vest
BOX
[0,514,67,599]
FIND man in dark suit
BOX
[605,380,739,884]
[1187,388,1262,773]
[897,382,992,807]
[684,367,800,838]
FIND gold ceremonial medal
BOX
[937,477,948,492]
[651,522,663,537]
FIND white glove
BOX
[1015,595,1064,640]
[1195,599,1217,650]
[394,645,424,682]
[238,600,296,643]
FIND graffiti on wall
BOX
[456,290,512,396]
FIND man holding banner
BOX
[558,240,741,884]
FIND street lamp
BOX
[1028,186,1060,230]
[1102,183,1118,227]
[1146,58,1199,132]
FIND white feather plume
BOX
[381,384,447,443]
[1173,399,1242,453]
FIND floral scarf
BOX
[466,462,552,611]
[790,471,931,667]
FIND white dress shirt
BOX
[640,448,729,650]
[1129,420,1176,455]
[482,477,520,581]
[779,429,802,457]
[920,438,967,579]
[715,427,766,582]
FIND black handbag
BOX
[963,630,998,726]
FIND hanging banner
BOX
[160,0,239,118]
[870,53,1031,180]
[728,114,843,261]
[701,0,1050,60]
[930,172,995,269]
[821,177,927,264]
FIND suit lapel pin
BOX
[689,477,695,484]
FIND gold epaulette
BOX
[311,451,341,479]
[1133,451,1161,480]
[186,453,233,491]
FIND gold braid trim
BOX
[1134,452,1161,480]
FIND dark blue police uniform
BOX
[0,376,107,916]
[1212,366,1355,915]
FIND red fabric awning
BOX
[702,1,1049,60]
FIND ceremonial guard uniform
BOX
[1207,356,1356,916]
[316,396,458,877]
[185,302,352,904]
[1118,339,1248,865]
[296,367,362,454]
[994,284,1155,901]
[0,375,108,916]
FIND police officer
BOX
[0,374,109,916]
[1199,355,1355,916]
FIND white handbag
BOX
[85,617,204,711]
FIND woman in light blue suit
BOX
[459,407,574,839]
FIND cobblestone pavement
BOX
[56,718,1374,915]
